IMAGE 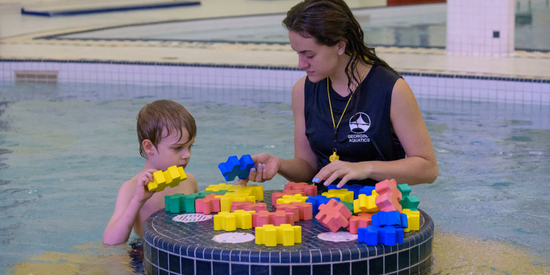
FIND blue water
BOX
[0,81,549,273]
[50,1,550,51]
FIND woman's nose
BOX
[298,55,308,70]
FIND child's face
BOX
[151,127,194,171]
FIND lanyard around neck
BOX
[327,65,368,162]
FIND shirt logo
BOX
[349,112,371,133]
[348,112,371,143]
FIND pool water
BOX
[0,81,549,274]
[50,1,550,51]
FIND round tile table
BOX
[143,190,434,275]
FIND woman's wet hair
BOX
[283,0,396,95]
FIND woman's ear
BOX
[142,139,156,156]
[337,41,347,55]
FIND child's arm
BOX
[103,170,155,245]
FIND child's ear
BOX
[142,140,156,156]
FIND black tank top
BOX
[304,64,406,187]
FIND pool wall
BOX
[1,60,549,108]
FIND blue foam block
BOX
[218,155,256,181]
[358,225,381,246]
[372,211,401,227]
[398,213,408,228]
[396,227,404,244]
[359,186,375,197]
[378,226,396,246]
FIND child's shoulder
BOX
[172,172,198,195]
[118,173,140,193]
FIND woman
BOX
[245,0,438,190]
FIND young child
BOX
[103,100,199,245]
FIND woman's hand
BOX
[134,169,156,203]
[239,153,281,185]
[313,160,371,188]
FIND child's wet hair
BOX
[136,100,196,158]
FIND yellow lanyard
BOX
[328,65,368,162]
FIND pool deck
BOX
[1,0,549,80]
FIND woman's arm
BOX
[367,78,438,184]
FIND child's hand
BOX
[135,169,156,203]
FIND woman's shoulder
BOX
[367,63,401,88]
[370,63,400,79]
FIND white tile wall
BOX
[1,61,550,105]
[447,0,515,56]
[402,74,550,105]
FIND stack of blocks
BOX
[161,156,422,247]
[357,210,408,246]
[316,179,422,246]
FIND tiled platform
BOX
[143,190,434,275]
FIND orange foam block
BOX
[251,210,295,227]
[275,202,313,222]
[275,204,300,222]
[315,199,353,232]
[195,193,221,214]
[348,213,373,234]
[289,202,313,221]
[375,179,403,212]
[231,201,267,213]
[285,182,318,196]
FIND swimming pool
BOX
[0,69,549,274]
[39,2,550,51]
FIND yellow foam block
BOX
[213,210,255,231]
[231,185,264,201]
[218,193,256,212]
[353,194,380,214]
[255,224,301,246]
[322,189,354,203]
[276,194,308,205]
[147,165,187,192]
[205,183,234,192]
[402,209,420,232]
